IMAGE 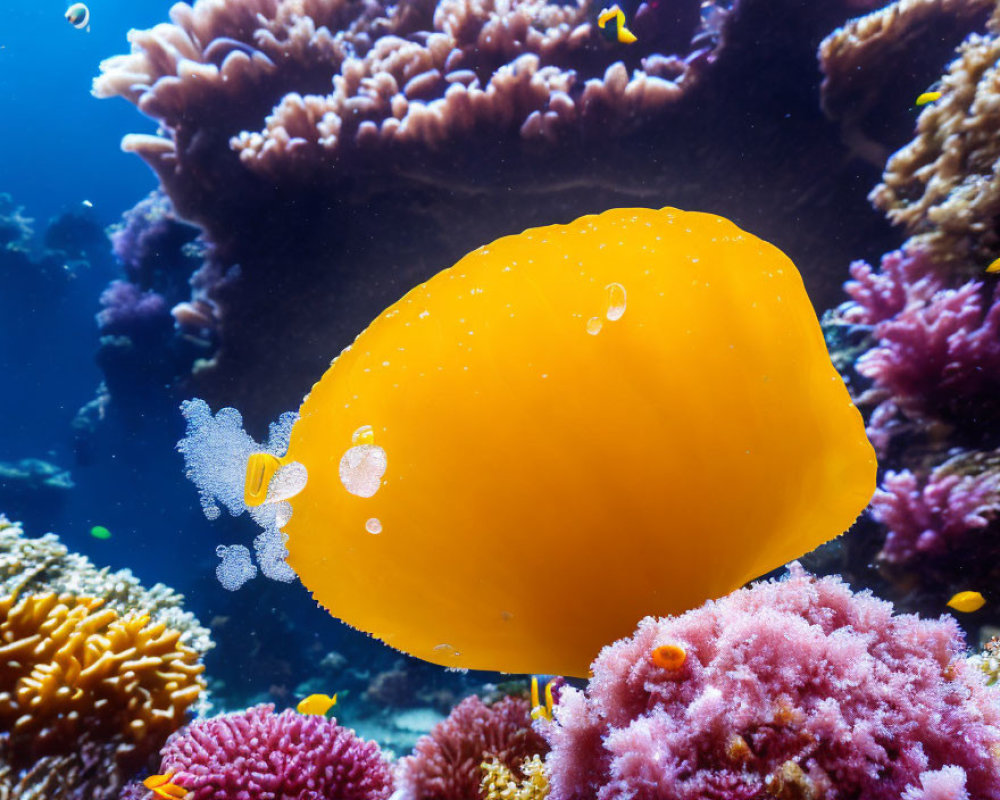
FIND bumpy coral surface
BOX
[396,695,547,800]
[150,704,393,800]
[867,2,1000,268]
[93,0,727,193]
[0,592,204,765]
[543,566,1000,800]
[872,449,1000,569]
[0,515,212,656]
[819,0,994,169]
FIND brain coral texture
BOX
[395,694,547,800]
[146,704,393,800]
[543,566,1000,800]
[93,0,725,196]
[868,1,1000,268]
[0,515,212,656]
[0,591,204,766]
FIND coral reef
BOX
[831,245,1000,454]
[395,695,548,800]
[0,515,213,656]
[871,450,1000,577]
[819,0,994,169]
[0,737,140,800]
[0,592,204,762]
[127,704,394,800]
[481,755,549,800]
[868,2,1000,268]
[543,566,1000,800]
[93,0,896,429]
[0,584,205,800]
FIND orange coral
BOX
[0,592,203,763]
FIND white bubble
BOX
[365,517,383,534]
[254,528,297,583]
[340,444,387,497]
[586,317,603,335]
[215,545,257,591]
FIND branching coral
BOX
[543,566,1000,800]
[819,0,994,167]
[0,515,212,656]
[396,695,548,800]
[0,592,204,765]
[93,0,725,195]
[855,277,1000,436]
[833,246,1000,450]
[481,755,549,800]
[866,2,1000,268]
[871,449,1000,571]
[138,704,394,800]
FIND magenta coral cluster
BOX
[543,566,1000,800]
[836,246,1000,451]
[130,704,393,800]
[871,451,1000,569]
[395,695,547,800]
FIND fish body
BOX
[65,3,89,29]
[597,5,637,44]
[915,91,942,106]
[143,774,188,800]
[297,693,337,715]
[947,591,986,613]
[268,208,875,676]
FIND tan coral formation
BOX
[819,0,995,167]
[0,591,204,761]
[93,0,717,183]
[0,515,212,656]
[868,5,1000,267]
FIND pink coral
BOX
[543,566,1000,800]
[395,695,547,800]
[841,248,945,327]
[871,451,1000,566]
[143,704,393,800]
[855,277,1000,436]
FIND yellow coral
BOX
[0,592,203,757]
[481,755,549,800]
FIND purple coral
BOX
[543,566,1000,800]
[395,695,547,800]
[841,248,945,327]
[871,452,1000,566]
[851,265,1000,440]
[147,705,393,800]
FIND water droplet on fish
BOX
[365,517,382,534]
[352,425,375,445]
[586,317,603,335]
[339,444,387,497]
[605,283,626,321]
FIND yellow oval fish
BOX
[180,207,875,678]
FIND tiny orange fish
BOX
[143,773,189,800]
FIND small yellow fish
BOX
[915,91,942,106]
[597,5,637,44]
[986,256,1000,274]
[143,773,188,800]
[947,590,986,613]
[296,692,337,715]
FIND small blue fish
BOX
[65,3,90,30]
